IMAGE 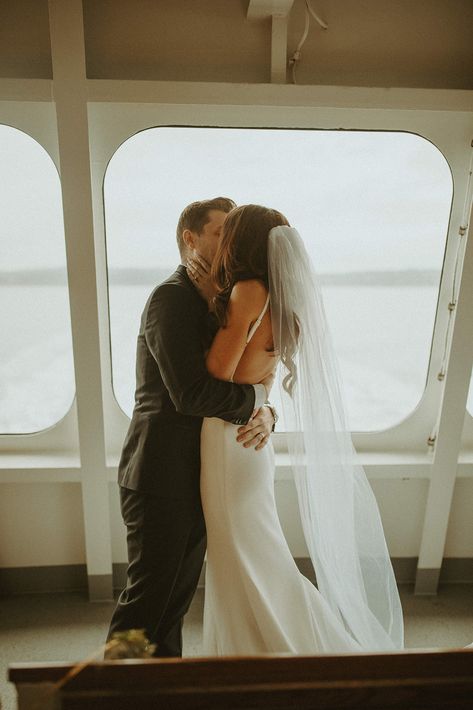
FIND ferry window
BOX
[104,127,452,431]
[0,125,74,434]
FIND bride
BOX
[189,203,405,655]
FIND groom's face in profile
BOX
[191,209,227,266]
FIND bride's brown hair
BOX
[212,204,289,326]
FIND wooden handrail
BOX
[9,648,473,710]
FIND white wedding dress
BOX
[200,416,362,655]
[200,295,362,655]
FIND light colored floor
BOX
[1,584,472,710]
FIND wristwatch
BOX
[265,402,279,432]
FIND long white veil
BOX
[268,225,404,651]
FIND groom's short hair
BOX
[176,197,236,257]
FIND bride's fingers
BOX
[187,259,203,277]
[188,256,210,278]
[186,262,198,279]
[192,254,211,273]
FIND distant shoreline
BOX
[0,267,442,287]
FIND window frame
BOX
[102,123,454,437]
[86,95,472,461]
[1,85,472,466]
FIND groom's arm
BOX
[145,282,264,423]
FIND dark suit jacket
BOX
[118,265,256,497]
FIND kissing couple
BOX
[107,197,405,657]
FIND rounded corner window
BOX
[103,126,453,430]
[0,124,75,434]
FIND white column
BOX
[247,0,295,84]
[48,0,113,600]
[415,203,473,594]
[271,15,288,84]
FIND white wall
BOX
[0,483,86,567]
[1,477,471,573]
[0,1,472,595]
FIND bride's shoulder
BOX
[230,279,268,314]
[231,279,267,298]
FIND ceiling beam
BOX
[247,0,295,20]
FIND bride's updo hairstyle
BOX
[212,204,289,326]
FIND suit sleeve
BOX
[144,282,256,423]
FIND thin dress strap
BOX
[246,293,270,344]
[229,293,271,382]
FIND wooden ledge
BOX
[9,649,473,710]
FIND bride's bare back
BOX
[232,300,276,386]
[206,279,277,387]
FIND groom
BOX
[106,197,275,657]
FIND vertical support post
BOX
[271,14,288,84]
[247,1,294,83]
[48,0,113,601]
[415,204,473,594]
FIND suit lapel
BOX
[174,264,217,346]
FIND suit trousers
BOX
[107,485,206,657]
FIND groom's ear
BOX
[182,228,197,252]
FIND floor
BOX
[1,584,473,710]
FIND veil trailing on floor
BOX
[268,225,404,651]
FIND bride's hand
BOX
[186,254,216,308]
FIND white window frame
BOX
[0,82,472,480]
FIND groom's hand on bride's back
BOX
[236,406,274,451]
